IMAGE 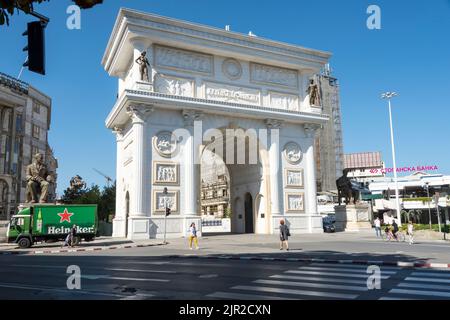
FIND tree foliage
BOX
[61,181,115,222]
[0,0,103,25]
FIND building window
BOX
[32,124,40,139]
[15,114,23,133]
[33,101,41,114]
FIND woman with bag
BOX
[188,222,199,250]
[279,219,290,251]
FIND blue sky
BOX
[1,0,449,195]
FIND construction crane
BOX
[93,168,113,187]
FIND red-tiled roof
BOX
[344,152,383,169]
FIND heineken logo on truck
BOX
[57,208,74,223]
[48,226,95,234]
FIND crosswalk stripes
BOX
[206,262,396,300]
[379,268,450,300]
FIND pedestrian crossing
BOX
[207,262,398,300]
[206,262,450,300]
[380,269,450,300]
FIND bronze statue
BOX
[26,153,53,203]
[135,51,150,82]
[307,78,321,106]
[70,175,86,191]
[336,169,359,205]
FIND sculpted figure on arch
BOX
[135,51,150,82]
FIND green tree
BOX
[0,0,103,25]
[61,181,115,222]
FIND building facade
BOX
[344,151,385,183]
[104,9,332,239]
[0,72,58,220]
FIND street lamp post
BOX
[163,187,168,244]
[381,92,401,226]
[424,182,432,230]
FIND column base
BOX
[112,215,203,239]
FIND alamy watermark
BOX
[66,5,81,30]
[66,265,81,290]
[367,5,381,30]
[366,265,381,290]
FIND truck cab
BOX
[7,210,33,248]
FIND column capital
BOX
[126,104,154,124]
[264,118,284,129]
[303,123,321,138]
[112,126,124,140]
[182,109,203,127]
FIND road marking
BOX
[0,282,133,298]
[299,266,396,274]
[253,279,368,292]
[286,270,390,279]
[390,288,450,298]
[379,297,415,300]
[104,268,176,274]
[231,285,358,299]
[128,261,170,265]
[81,274,170,282]
[398,282,450,291]
[405,277,450,284]
[199,274,218,279]
[410,272,450,278]
[207,291,296,300]
[269,274,368,285]
[310,263,400,271]
[11,264,66,269]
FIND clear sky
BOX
[1,0,449,195]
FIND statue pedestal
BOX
[334,203,372,232]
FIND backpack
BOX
[287,227,291,237]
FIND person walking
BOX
[392,220,399,240]
[374,217,381,238]
[407,221,414,245]
[188,222,199,250]
[279,219,290,251]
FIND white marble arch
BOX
[104,8,329,239]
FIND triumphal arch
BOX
[102,8,331,239]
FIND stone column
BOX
[112,127,125,237]
[304,124,321,232]
[126,105,153,217]
[182,110,203,216]
[265,119,284,217]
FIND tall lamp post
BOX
[424,182,432,230]
[381,92,401,226]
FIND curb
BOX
[0,242,164,255]
[166,254,450,270]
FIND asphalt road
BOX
[1,252,450,300]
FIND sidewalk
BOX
[1,232,449,269]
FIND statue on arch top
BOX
[307,78,321,107]
[135,51,150,82]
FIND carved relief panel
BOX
[154,74,194,97]
[154,45,213,75]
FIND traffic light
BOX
[165,207,171,217]
[23,21,46,75]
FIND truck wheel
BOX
[18,237,31,249]
[72,236,81,246]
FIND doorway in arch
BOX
[244,192,254,233]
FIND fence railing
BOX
[0,72,29,94]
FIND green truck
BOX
[7,204,98,248]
